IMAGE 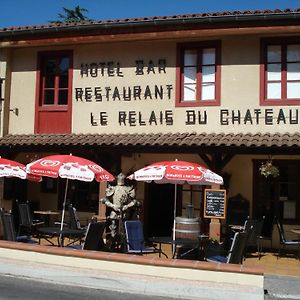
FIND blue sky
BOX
[1,0,300,28]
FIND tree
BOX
[49,6,92,24]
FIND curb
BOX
[0,240,264,299]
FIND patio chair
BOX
[124,220,160,255]
[55,204,86,230]
[16,200,44,237]
[224,215,249,252]
[67,221,107,251]
[243,217,264,257]
[206,230,249,264]
[275,216,300,259]
[257,215,274,259]
[0,208,38,243]
[52,204,87,246]
[67,204,87,231]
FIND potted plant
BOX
[259,159,279,178]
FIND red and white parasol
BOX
[26,154,114,182]
[0,157,41,181]
[128,160,223,185]
[26,154,114,239]
[128,160,223,250]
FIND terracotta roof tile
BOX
[0,8,300,33]
[0,133,299,150]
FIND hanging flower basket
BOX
[259,160,279,178]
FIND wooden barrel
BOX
[174,217,200,240]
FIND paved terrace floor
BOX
[147,244,300,276]
[43,237,300,276]
[244,251,300,276]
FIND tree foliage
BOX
[49,6,92,24]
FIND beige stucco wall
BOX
[6,34,300,135]
[9,48,37,133]
[1,30,299,250]
[72,41,178,134]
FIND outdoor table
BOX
[149,234,209,260]
[229,224,244,232]
[149,236,172,258]
[34,210,60,226]
[38,226,85,247]
[291,228,300,235]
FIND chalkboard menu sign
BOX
[204,189,227,219]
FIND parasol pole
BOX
[172,158,178,256]
[172,183,177,256]
[59,178,69,246]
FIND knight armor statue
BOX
[101,173,139,240]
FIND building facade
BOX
[0,8,300,243]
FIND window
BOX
[181,184,204,218]
[58,180,99,213]
[38,51,72,107]
[261,38,300,105]
[176,41,221,107]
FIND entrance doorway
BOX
[253,159,300,224]
[4,178,28,229]
[4,178,27,203]
[145,183,175,237]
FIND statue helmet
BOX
[117,173,126,185]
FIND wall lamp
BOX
[9,108,19,116]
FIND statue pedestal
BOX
[209,219,221,242]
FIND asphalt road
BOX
[0,274,177,300]
[0,257,264,299]
[2,251,300,299]
[3,272,300,300]
[264,274,300,300]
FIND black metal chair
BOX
[0,208,38,243]
[67,204,86,231]
[54,204,86,230]
[67,221,107,251]
[243,217,264,258]
[257,215,274,259]
[16,200,44,237]
[53,204,87,246]
[224,215,249,252]
[206,229,250,264]
[275,216,300,259]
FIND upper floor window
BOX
[176,41,221,107]
[261,38,300,105]
[38,51,72,107]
